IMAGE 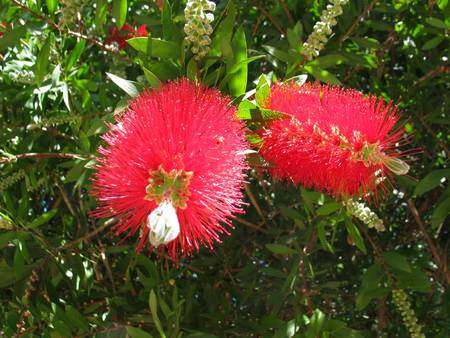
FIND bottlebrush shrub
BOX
[91,80,248,259]
[258,83,410,200]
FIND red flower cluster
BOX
[105,23,147,49]
[91,80,248,259]
[0,22,11,38]
[258,83,407,199]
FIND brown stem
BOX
[245,184,266,222]
[278,0,294,26]
[406,198,450,285]
[253,0,285,35]
[0,152,95,164]
[339,0,379,47]
[11,0,128,58]
[57,220,112,251]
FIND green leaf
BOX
[95,0,108,30]
[265,244,297,255]
[255,74,270,106]
[316,202,341,216]
[113,0,127,29]
[307,54,347,69]
[394,268,432,292]
[142,67,161,89]
[227,27,248,96]
[66,39,86,72]
[382,251,411,272]
[210,1,236,60]
[162,0,178,41]
[345,219,367,254]
[27,209,58,229]
[318,221,334,253]
[237,100,256,120]
[413,169,450,196]
[286,21,303,50]
[304,65,341,85]
[127,37,180,59]
[149,290,166,338]
[46,0,57,13]
[0,232,16,249]
[106,72,139,97]
[422,36,444,50]
[127,326,155,338]
[426,17,448,29]
[431,197,450,229]
[0,260,16,288]
[65,305,89,332]
[0,25,28,52]
[35,34,53,86]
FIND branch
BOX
[253,0,285,35]
[406,198,450,285]
[339,0,379,47]
[12,0,127,58]
[0,152,95,164]
[57,220,112,251]
[278,0,294,26]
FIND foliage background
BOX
[0,0,449,337]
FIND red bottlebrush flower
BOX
[91,80,248,259]
[106,23,148,49]
[258,83,409,199]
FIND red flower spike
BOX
[91,80,248,260]
[258,82,409,200]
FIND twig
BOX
[0,152,95,164]
[234,216,268,234]
[57,220,112,251]
[278,0,294,26]
[245,184,266,222]
[406,198,450,285]
[11,0,126,58]
[412,66,450,88]
[339,0,379,47]
[253,0,285,35]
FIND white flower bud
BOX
[146,200,180,248]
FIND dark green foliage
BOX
[0,0,449,337]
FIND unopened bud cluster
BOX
[0,215,13,230]
[59,0,86,27]
[184,0,215,60]
[346,198,385,231]
[0,169,26,192]
[10,70,35,84]
[302,0,349,60]
[392,289,425,338]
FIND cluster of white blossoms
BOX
[10,70,35,84]
[184,0,215,60]
[392,289,426,338]
[59,0,86,27]
[0,169,26,192]
[346,199,385,231]
[302,0,349,61]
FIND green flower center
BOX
[144,165,193,209]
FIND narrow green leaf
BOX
[127,37,180,59]
[142,67,161,89]
[0,25,28,52]
[127,326,156,338]
[113,0,127,29]
[149,290,166,338]
[227,27,248,96]
[382,251,411,273]
[431,197,450,229]
[345,219,367,254]
[413,169,450,196]
[316,202,341,216]
[65,305,89,332]
[27,209,58,229]
[422,36,444,50]
[66,39,86,72]
[46,0,57,13]
[265,244,297,255]
[95,0,108,30]
[255,74,270,106]
[35,34,53,85]
[106,72,139,97]
[162,0,178,41]
[426,17,448,29]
